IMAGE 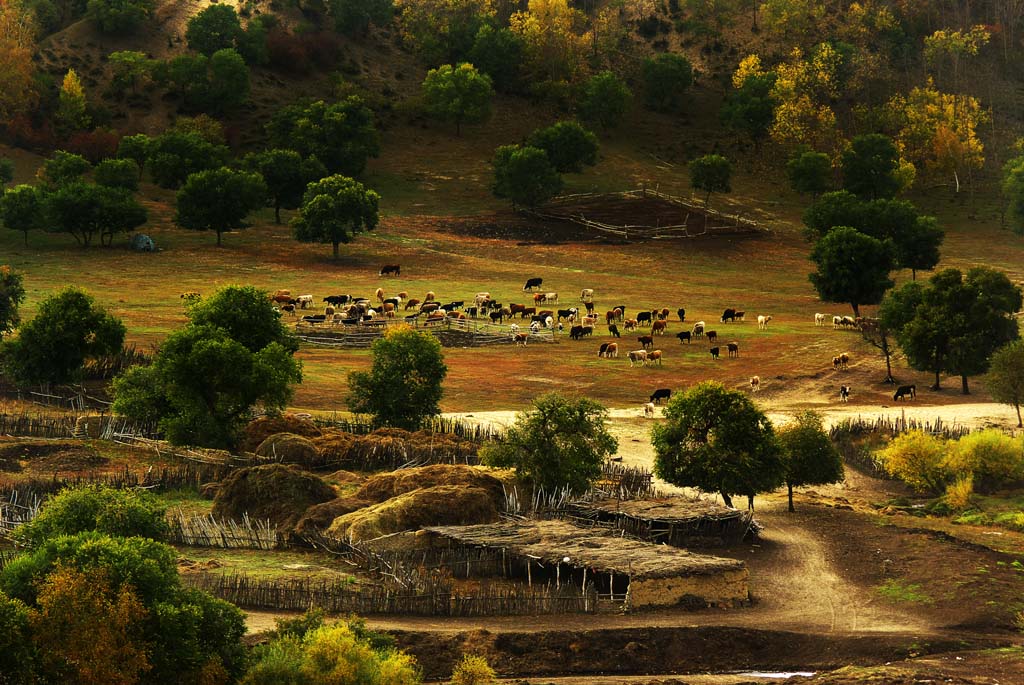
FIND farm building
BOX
[423,520,749,611]
[568,497,754,548]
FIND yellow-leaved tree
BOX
[0,0,38,125]
[56,68,91,137]
[510,0,586,82]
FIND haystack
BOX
[241,415,322,452]
[355,464,506,507]
[293,498,371,538]
[312,431,356,463]
[212,464,336,534]
[256,433,321,468]
[326,485,499,542]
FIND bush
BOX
[15,484,169,547]
[578,71,631,129]
[944,474,974,511]
[95,157,140,190]
[527,121,598,174]
[876,430,947,494]
[943,429,1024,491]
[0,590,35,684]
[641,53,693,113]
[87,0,156,34]
[451,654,496,685]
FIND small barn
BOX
[423,520,749,610]
[569,497,754,548]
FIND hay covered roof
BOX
[580,497,744,523]
[425,520,745,580]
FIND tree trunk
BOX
[851,302,860,317]
[747,495,755,511]
[751,0,758,30]
[1015,403,1022,428]
[883,346,895,384]
[23,230,28,247]
[932,368,941,391]
[332,241,340,260]
[788,483,794,512]
[911,268,917,281]
[720,491,733,508]
[961,374,970,395]
[274,202,282,225]
[705,191,711,209]
[216,230,222,247]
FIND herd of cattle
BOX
[181,270,922,408]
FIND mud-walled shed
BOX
[424,520,749,610]
[568,498,754,548]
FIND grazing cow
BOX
[558,308,578,322]
[581,325,593,338]
[643,402,655,418]
[692,321,705,337]
[608,324,620,338]
[638,335,654,350]
[324,306,335,316]
[510,304,527,317]
[580,288,594,303]
[533,293,545,305]
[538,310,555,322]
[272,289,291,299]
[513,332,529,345]
[605,310,618,325]
[324,295,351,306]
[524,277,543,291]
[466,306,480,318]
[379,264,401,276]
[815,313,827,326]
[894,384,916,401]
[757,315,772,329]
[750,376,760,392]
[605,342,618,358]
[727,342,739,357]
[295,295,314,309]
[628,350,648,367]
[624,319,638,331]
[570,325,585,340]
[676,331,691,344]
[584,301,595,315]
[648,350,662,366]
[280,304,296,315]
[383,297,402,308]
[721,308,737,323]
[598,342,610,357]
[705,330,718,344]
[475,293,491,308]
[709,346,720,360]
[636,311,653,326]
[424,312,446,326]
[581,314,598,327]
[530,320,541,334]
[832,315,843,329]
[490,310,505,323]
[832,352,850,370]
[649,388,672,404]
[652,320,668,335]
[375,287,385,303]
[677,307,686,322]
[382,302,396,314]
[840,316,857,328]
[520,307,537,319]
[839,385,851,402]
[272,293,295,305]
[543,292,559,304]
[425,291,436,302]
[302,314,326,323]
[734,311,746,322]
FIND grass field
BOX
[3,117,1024,414]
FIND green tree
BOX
[777,411,843,512]
[108,51,156,95]
[809,226,895,317]
[175,167,266,247]
[56,69,91,138]
[347,326,447,430]
[87,0,154,34]
[1003,154,1024,235]
[652,381,785,509]
[0,185,45,246]
[329,0,393,34]
[578,70,631,129]
[841,133,901,200]
[0,266,26,337]
[205,48,250,114]
[641,53,693,113]
[395,0,494,65]
[0,288,125,387]
[492,144,562,209]
[267,98,380,175]
[39,150,91,187]
[892,214,943,280]
[422,62,494,135]
[186,284,300,354]
[236,15,269,65]
[243,149,328,224]
[185,3,241,55]
[480,393,617,494]
[882,268,1022,393]
[689,154,732,209]
[786,148,831,197]
[469,25,524,92]
[45,182,147,246]
[116,133,151,179]
[527,120,598,173]
[722,72,777,145]
[291,174,380,260]
[0,590,34,685]
[94,158,140,190]
[147,130,230,189]
[987,339,1024,427]
[15,485,169,547]
[802,190,864,238]
[0,157,13,186]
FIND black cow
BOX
[466,306,479,318]
[677,307,686,322]
[638,335,654,350]
[580,326,593,338]
[569,325,585,340]
[608,324,620,338]
[721,308,737,323]
[676,331,691,344]
[557,308,578,322]
[598,342,610,357]
[324,295,351,306]
[302,314,326,323]
[524,277,543,291]
[614,305,628,319]
[894,384,916,401]
[383,297,401,307]
[709,346,720,359]
[442,301,463,310]
[637,311,653,326]
[839,385,851,402]
[490,310,505,323]
[379,264,400,276]
[650,388,672,404]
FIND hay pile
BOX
[355,464,507,507]
[311,431,356,463]
[241,414,322,452]
[255,433,323,468]
[332,429,480,469]
[293,498,371,538]
[212,464,336,534]
[326,485,499,542]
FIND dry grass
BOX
[211,463,336,534]
[355,464,507,506]
[241,415,322,453]
[254,432,319,465]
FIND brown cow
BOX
[404,298,421,310]
[727,342,739,357]
[638,335,654,350]
[605,342,618,358]
[706,330,718,344]
[624,319,638,331]
[652,320,667,335]
[648,350,662,365]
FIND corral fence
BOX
[167,511,280,550]
[830,414,977,476]
[525,188,761,241]
[0,411,159,440]
[295,317,556,349]
[0,463,231,500]
[313,415,503,443]
[0,486,42,542]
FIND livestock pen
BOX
[294,318,556,348]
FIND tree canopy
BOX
[185,3,242,56]
[808,226,895,317]
[86,0,155,34]
[0,184,45,246]
[986,340,1024,428]
[347,326,447,430]
[492,144,562,209]
[526,120,598,173]
[291,174,380,260]
[786,149,831,197]
[652,381,785,509]
[242,149,327,224]
[578,70,631,129]
[777,411,844,511]
[147,130,230,189]
[0,266,26,338]
[641,53,693,113]
[174,167,267,247]
[480,393,617,494]
[421,62,494,135]
[841,133,902,199]
[689,154,732,209]
[267,98,380,176]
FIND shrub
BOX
[943,429,1024,491]
[526,120,598,173]
[578,71,631,129]
[15,485,169,547]
[87,0,156,34]
[0,590,35,684]
[876,430,947,493]
[943,474,974,511]
[451,654,497,685]
[95,157,140,190]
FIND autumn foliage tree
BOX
[0,3,38,125]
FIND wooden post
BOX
[556,563,560,589]
[527,560,532,587]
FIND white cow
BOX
[758,315,773,330]
[815,313,827,326]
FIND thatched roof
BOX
[580,497,745,524]
[425,520,745,580]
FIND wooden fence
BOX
[167,511,280,550]
[295,317,556,349]
[0,412,159,440]
[0,486,42,541]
